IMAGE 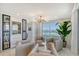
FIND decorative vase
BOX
[63,40,67,48]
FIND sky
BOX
[42,21,59,31]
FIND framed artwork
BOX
[28,23,32,31]
[28,27,31,31]
[12,21,21,34]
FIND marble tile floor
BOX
[0,48,77,56]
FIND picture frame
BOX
[28,23,32,31]
[12,21,21,34]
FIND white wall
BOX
[10,17,22,48]
[0,15,35,50]
[0,8,29,50]
[71,9,78,55]
[77,9,79,55]
[71,4,79,55]
[27,22,33,42]
[0,13,23,50]
[0,13,2,51]
[32,22,37,43]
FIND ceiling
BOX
[0,3,74,21]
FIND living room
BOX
[0,3,79,56]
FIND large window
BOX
[43,23,50,39]
[42,21,60,40]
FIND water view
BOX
[42,21,61,40]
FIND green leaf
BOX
[56,20,71,39]
[67,25,71,28]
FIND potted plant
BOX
[56,21,71,48]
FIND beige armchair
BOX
[36,37,45,46]
[47,39,58,56]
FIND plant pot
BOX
[63,41,67,48]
